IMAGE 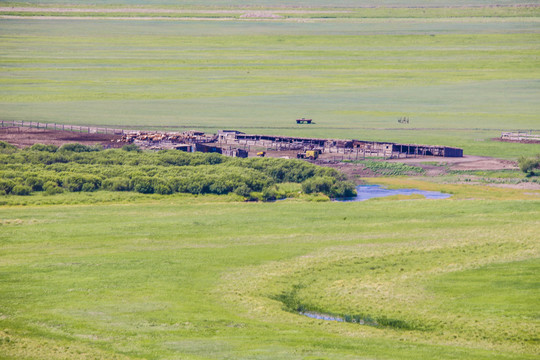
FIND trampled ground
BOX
[0,127,121,148]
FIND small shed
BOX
[195,143,222,154]
[174,144,194,152]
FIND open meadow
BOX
[0,2,539,359]
[0,188,539,360]
[1,3,539,158]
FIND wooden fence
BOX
[0,120,125,135]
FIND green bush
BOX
[186,180,205,195]
[234,184,252,197]
[0,147,350,200]
[132,177,154,194]
[302,176,335,194]
[29,143,58,152]
[0,141,18,154]
[102,177,131,191]
[11,184,32,196]
[262,186,278,201]
[59,143,101,153]
[330,181,357,198]
[518,154,540,175]
[0,179,15,194]
[155,183,172,195]
[25,177,44,191]
[63,174,101,192]
[43,181,63,195]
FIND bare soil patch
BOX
[0,127,122,149]
[387,155,518,171]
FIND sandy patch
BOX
[388,155,518,171]
[0,127,121,148]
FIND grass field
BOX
[0,189,538,359]
[0,5,539,359]
[1,1,534,7]
[1,10,539,158]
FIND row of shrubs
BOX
[0,142,356,199]
[346,159,424,176]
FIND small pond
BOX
[301,311,344,322]
[300,311,379,327]
[338,184,452,202]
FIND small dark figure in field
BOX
[398,116,410,124]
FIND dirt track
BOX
[388,155,518,171]
[0,127,122,148]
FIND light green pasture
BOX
[1,0,534,7]
[1,5,539,19]
[0,194,538,359]
[1,19,539,158]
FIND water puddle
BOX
[338,184,451,202]
[301,311,345,322]
[300,311,380,327]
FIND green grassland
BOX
[1,5,539,19]
[1,1,535,7]
[0,7,539,359]
[1,13,539,158]
[0,191,538,359]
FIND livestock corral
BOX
[216,130,463,158]
[0,120,463,160]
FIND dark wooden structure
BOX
[296,118,312,124]
[174,144,194,152]
[392,144,463,157]
[195,143,222,154]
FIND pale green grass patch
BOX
[1,197,538,359]
[1,20,538,157]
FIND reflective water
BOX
[301,312,344,322]
[338,184,452,202]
